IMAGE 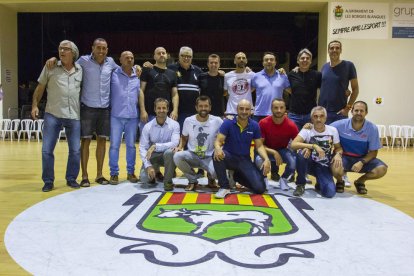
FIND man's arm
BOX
[174,135,189,152]
[331,143,343,168]
[262,140,283,166]
[254,138,271,176]
[351,150,378,173]
[170,87,179,120]
[31,83,46,119]
[291,134,325,159]
[213,133,226,161]
[139,81,148,123]
[339,78,359,115]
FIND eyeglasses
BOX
[59,47,72,52]
[180,55,192,59]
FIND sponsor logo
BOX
[231,79,250,95]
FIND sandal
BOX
[354,181,368,195]
[95,177,109,185]
[336,181,345,193]
[185,182,197,191]
[80,179,90,187]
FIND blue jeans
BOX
[288,112,310,130]
[109,116,138,176]
[42,112,80,184]
[326,111,347,125]
[255,148,296,179]
[213,150,266,194]
[296,152,336,198]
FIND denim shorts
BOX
[342,155,387,173]
[80,104,110,138]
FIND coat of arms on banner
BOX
[106,191,329,268]
[334,5,344,20]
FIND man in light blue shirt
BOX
[108,51,143,185]
[139,98,180,191]
[251,52,291,122]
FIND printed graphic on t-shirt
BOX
[231,79,250,95]
[194,125,209,158]
[310,135,333,167]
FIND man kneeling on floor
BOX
[139,98,180,191]
[291,106,343,198]
[213,99,271,198]
[331,101,387,194]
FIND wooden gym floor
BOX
[0,140,413,275]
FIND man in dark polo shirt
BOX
[198,54,225,117]
[213,99,271,198]
[168,46,203,130]
[139,47,178,132]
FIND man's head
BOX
[58,40,79,64]
[207,54,220,74]
[91,38,108,63]
[119,51,134,69]
[195,95,212,118]
[178,46,193,69]
[297,48,312,71]
[154,98,169,119]
[310,106,327,127]
[351,101,368,123]
[154,47,168,64]
[271,98,286,119]
[234,52,248,69]
[237,99,252,120]
[262,52,277,72]
[328,40,342,62]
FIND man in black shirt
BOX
[198,54,225,117]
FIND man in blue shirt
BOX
[108,51,143,185]
[213,99,271,198]
[251,52,291,122]
[331,101,387,194]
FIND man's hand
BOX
[273,151,283,166]
[146,145,156,160]
[173,146,183,153]
[218,70,225,77]
[351,161,364,173]
[303,123,313,130]
[146,166,156,181]
[46,57,58,70]
[170,110,178,120]
[314,144,325,159]
[278,68,286,75]
[143,61,154,69]
[261,159,271,176]
[134,65,142,77]
[345,89,351,97]
[332,153,343,168]
[140,110,148,123]
[213,148,225,161]
[291,66,299,73]
[301,148,311,159]
[337,107,350,116]
[31,106,39,120]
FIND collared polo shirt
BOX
[110,67,140,118]
[251,69,290,116]
[331,118,381,157]
[77,54,118,108]
[37,61,82,120]
[219,117,261,157]
[139,117,180,168]
[168,63,203,114]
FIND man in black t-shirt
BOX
[139,47,178,132]
[198,54,225,117]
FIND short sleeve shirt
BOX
[224,71,254,115]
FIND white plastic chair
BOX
[7,119,21,141]
[400,125,413,149]
[376,124,389,148]
[0,119,11,140]
[32,119,44,142]
[58,127,66,142]
[388,125,403,148]
[18,119,34,141]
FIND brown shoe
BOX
[185,181,198,191]
[155,171,164,182]
[127,173,138,183]
[109,175,119,185]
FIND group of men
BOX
[31,38,387,199]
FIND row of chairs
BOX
[0,119,44,142]
[377,125,414,149]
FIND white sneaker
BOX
[215,188,230,199]
[343,174,351,187]
[279,177,289,191]
[227,170,236,189]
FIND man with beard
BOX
[291,106,343,198]
[255,99,298,191]
[173,96,223,191]
[213,99,270,199]
[224,52,255,117]
[331,101,387,195]
[139,98,180,191]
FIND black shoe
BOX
[314,183,320,191]
[42,183,54,192]
[293,185,305,197]
[271,172,280,181]
[66,180,80,189]
[155,172,164,182]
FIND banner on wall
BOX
[392,3,414,38]
[330,2,389,39]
